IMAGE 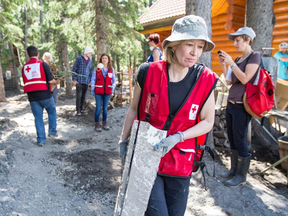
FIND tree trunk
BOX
[133,55,137,75]
[40,0,44,44]
[61,42,72,95]
[116,54,121,83]
[95,0,107,61]
[24,9,29,62]
[0,51,7,102]
[186,0,212,68]
[9,43,20,92]
[186,0,196,15]
[133,55,137,85]
[246,0,275,52]
[57,40,65,88]
[47,26,50,42]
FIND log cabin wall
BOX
[138,0,287,76]
[211,0,246,76]
[272,0,288,55]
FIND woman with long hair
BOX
[91,53,116,132]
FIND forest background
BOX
[0,0,156,98]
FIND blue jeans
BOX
[52,87,58,104]
[145,175,190,216]
[30,97,57,144]
[226,102,251,157]
[94,94,111,122]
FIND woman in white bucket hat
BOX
[119,15,218,215]
[217,27,261,187]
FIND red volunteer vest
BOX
[22,58,48,93]
[94,67,113,95]
[138,61,217,177]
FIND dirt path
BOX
[0,91,287,216]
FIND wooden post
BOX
[128,66,132,104]
[120,71,123,107]
[247,121,251,148]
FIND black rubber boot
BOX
[224,154,251,187]
[219,149,238,179]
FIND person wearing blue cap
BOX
[119,15,218,216]
[274,42,288,80]
[217,27,261,187]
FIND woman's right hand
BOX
[218,50,234,66]
[91,88,95,96]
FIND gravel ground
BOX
[0,89,287,216]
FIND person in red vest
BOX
[22,45,59,146]
[91,53,116,132]
[119,15,217,216]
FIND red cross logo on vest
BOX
[189,104,199,120]
[25,66,31,72]
[191,106,197,113]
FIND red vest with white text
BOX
[94,67,113,95]
[138,61,217,177]
[22,58,48,93]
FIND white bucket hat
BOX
[228,27,256,41]
[84,47,93,55]
[162,15,215,52]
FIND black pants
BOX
[226,102,251,157]
[76,83,88,112]
[145,175,190,216]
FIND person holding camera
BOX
[217,27,261,187]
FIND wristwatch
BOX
[230,62,237,68]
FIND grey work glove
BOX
[119,139,129,166]
[153,132,184,156]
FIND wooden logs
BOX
[274,20,288,29]
[213,90,230,148]
[224,20,243,31]
[274,1,288,14]
[226,5,245,16]
[212,14,228,24]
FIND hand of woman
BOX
[218,51,234,66]
[119,139,129,165]
[153,132,183,156]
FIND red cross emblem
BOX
[25,66,31,72]
[191,106,197,113]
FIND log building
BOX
[138,0,288,76]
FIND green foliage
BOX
[1,0,151,76]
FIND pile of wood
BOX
[213,107,230,148]
[213,86,230,148]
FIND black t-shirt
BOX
[136,63,200,115]
[27,61,53,102]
